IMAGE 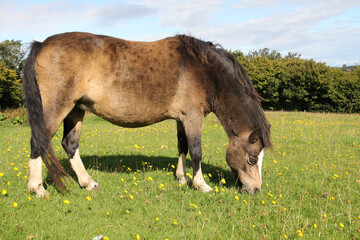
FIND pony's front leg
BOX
[183,118,213,193]
[28,156,49,197]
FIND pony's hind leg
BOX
[62,107,99,191]
[28,155,49,197]
[176,121,189,185]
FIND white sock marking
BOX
[176,153,187,185]
[28,156,49,197]
[28,156,43,188]
[70,148,91,187]
[193,166,213,192]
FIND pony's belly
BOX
[78,100,172,128]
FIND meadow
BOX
[0,111,359,239]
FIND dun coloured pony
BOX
[23,32,272,197]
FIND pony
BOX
[23,32,271,197]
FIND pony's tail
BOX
[23,41,68,192]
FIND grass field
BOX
[0,111,359,239]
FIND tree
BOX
[0,40,27,78]
[0,62,22,109]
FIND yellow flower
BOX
[106,212,110,215]
[125,210,130,214]
[244,200,248,204]
[0,172,4,177]
[64,200,70,204]
[136,234,141,240]
[221,178,226,184]
[1,190,7,195]
[272,201,276,205]
[339,223,344,228]
[261,200,265,205]
[155,218,159,221]
[323,214,327,218]
[103,236,109,240]
[129,194,134,199]
[235,196,239,201]
[13,202,18,208]
[284,234,288,239]
[313,224,317,228]
[86,196,91,201]
[198,211,201,215]
[190,203,198,209]
[27,196,32,201]
[120,178,125,182]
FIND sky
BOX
[1,0,360,66]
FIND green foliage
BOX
[0,62,22,109]
[0,40,26,78]
[232,49,360,113]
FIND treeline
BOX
[0,40,359,113]
[231,49,360,113]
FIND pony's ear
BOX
[249,128,262,144]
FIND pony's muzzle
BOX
[237,168,262,195]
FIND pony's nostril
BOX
[254,188,260,194]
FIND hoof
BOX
[29,182,50,198]
[196,183,213,193]
[178,176,190,186]
[36,189,50,198]
[85,179,99,191]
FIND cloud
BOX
[0,1,157,37]
[141,0,223,29]
[92,3,158,26]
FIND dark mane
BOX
[177,34,262,102]
[177,34,272,149]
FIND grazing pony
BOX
[23,32,271,197]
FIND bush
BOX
[0,107,28,125]
[234,49,360,113]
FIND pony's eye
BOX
[248,157,257,165]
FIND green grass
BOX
[1,112,359,239]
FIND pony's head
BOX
[226,128,267,194]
